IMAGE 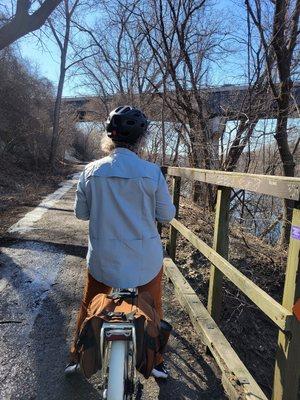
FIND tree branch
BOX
[0,0,62,50]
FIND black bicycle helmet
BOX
[105,105,149,143]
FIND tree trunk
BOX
[161,96,166,165]
[189,124,214,209]
[48,60,66,168]
[274,91,295,246]
[270,1,299,246]
[172,131,180,166]
[48,17,70,169]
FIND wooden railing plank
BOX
[164,256,268,400]
[166,167,300,201]
[171,218,293,331]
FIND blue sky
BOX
[17,0,245,97]
[18,34,61,87]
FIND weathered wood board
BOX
[163,256,268,400]
[273,208,300,400]
[167,167,300,201]
[207,186,231,323]
[168,176,181,260]
[170,218,293,331]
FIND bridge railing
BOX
[162,166,300,400]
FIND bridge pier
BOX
[207,116,227,169]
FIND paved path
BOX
[0,175,227,400]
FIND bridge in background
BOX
[63,83,300,123]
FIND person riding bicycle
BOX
[65,105,176,379]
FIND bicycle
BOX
[100,288,142,400]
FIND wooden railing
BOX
[161,166,300,400]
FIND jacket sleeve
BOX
[74,170,90,221]
[155,171,176,223]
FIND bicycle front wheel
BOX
[107,340,126,400]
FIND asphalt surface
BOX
[0,174,227,400]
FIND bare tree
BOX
[75,0,159,109]
[245,0,300,245]
[0,0,62,50]
[46,0,96,168]
[139,0,230,206]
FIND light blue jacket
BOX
[74,147,176,287]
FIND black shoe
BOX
[151,362,169,379]
[64,362,80,376]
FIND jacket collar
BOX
[111,147,138,157]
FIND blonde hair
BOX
[100,133,146,155]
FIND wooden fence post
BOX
[157,166,168,237]
[167,176,181,260]
[273,206,300,400]
[207,186,231,323]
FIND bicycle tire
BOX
[107,340,127,400]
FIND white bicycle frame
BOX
[100,290,138,400]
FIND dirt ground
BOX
[160,201,288,399]
[0,160,81,237]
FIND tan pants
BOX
[70,267,164,365]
